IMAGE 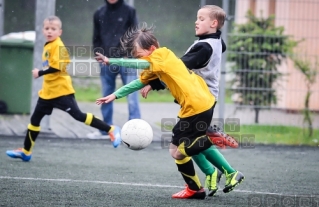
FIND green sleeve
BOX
[113,79,146,99]
[109,58,150,69]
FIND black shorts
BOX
[171,104,215,146]
[34,94,81,115]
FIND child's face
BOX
[42,20,62,42]
[195,8,218,36]
[133,43,156,58]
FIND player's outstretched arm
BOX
[95,52,109,65]
[140,85,152,99]
[95,52,150,69]
[96,94,116,105]
[113,79,146,99]
[96,79,146,105]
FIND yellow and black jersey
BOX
[39,37,75,99]
[140,47,215,118]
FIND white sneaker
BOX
[86,131,110,139]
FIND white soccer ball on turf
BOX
[121,119,153,150]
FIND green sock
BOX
[202,146,236,174]
[192,153,215,175]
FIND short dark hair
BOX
[120,22,159,57]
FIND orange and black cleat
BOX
[206,125,239,148]
[172,185,206,199]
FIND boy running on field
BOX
[6,16,121,162]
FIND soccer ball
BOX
[121,119,153,150]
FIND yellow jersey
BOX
[140,47,215,118]
[39,37,75,99]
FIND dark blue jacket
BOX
[93,0,138,57]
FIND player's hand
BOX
[32,68,40,78]
[96,94,116,105]
[95,52,109,65]
[140,85,152,99]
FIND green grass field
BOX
[240,125,319,146]
[157,123,319,146]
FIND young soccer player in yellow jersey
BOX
[140,5,244,196]
[94,23,239,199]
[6,16,121,162]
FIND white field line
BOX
[0,176,288,196]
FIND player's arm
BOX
[32,67,59,78]
[95,52,150,69]
[114,79,146,99]
[181,39,226,69]
[96,79,146,105]
[38,67,59,76]
[181,42,212,69]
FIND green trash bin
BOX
[0,39,34,114]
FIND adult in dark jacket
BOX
[88,0,141,139]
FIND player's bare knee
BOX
[169,143,185,159]
[174,150,186,160]
[169,143,177,158]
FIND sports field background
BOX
[1,136,318,207]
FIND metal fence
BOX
[223,0,319,116]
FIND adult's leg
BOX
[100,64,118,129]
[120,66,141,120]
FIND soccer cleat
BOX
[223,171,245,193]
[108,125,121,148]
[206,125,239,148]
[205,169,223,197]
[6,148,32,162]
[172,185,206,199]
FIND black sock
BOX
[24,124,40,152]
[175,157,201,191]
[85,113,111,132]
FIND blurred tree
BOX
[293,56,318,137]
[228,11,298,123]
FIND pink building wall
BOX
[234,0,319,111]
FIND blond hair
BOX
[202,5,226,30]
[44,16,62,28]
